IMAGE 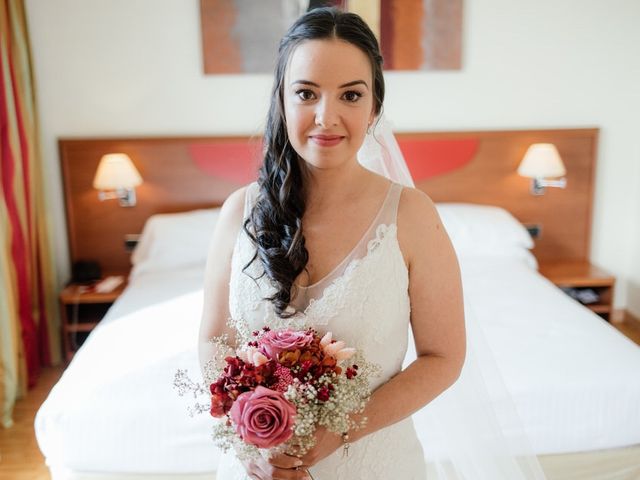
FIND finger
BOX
[246,458,275,480]
[296,452,315,468]
[286,444,305,458]
[245,466,265,480]
[257,460,311,480]
[250,462,268,480]
[267,452,304,469]
[271,466,311,480]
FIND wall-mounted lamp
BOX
[517,143,567,195]
[92,153,143,207]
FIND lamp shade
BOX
[517,143,566,178]
[93,153,143,190]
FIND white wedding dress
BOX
[216,180,428,479]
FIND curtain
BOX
[0,0,61,428]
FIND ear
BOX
[368,107,377,127]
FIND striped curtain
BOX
[1,0,61,428]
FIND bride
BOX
[199,7,547,480]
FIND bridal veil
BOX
[357,116,548,480]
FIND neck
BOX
[304,159,370,213]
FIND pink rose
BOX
[229,386,296,449]
[258,328,313,360]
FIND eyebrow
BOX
[290,79,369,89]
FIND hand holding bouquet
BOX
[199,326,380,461]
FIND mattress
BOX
[35,256,640,475]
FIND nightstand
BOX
[538,260,615,321]
[59,278,127,362]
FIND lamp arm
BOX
[97,188,137,207]
[98,190,119,201]
[536,177,567,188]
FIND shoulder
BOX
[396,186,448,267]
[397,186,441,239]
[221,185,248,217]
[223,181,256,214]
[220,182,257,227]
[208,182,255,254]
[397,185,436,218]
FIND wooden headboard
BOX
[59,128,598,277]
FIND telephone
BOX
[94,275,125,293]
[72,260,102,284]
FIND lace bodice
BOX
[221,181,427,479]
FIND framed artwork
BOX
[200,0,463,74]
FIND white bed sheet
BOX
[36,267,218,474]
[455,255,640,455]
[35,257,640,474]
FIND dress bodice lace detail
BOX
[296,222,399,323]
[222,181,427,479]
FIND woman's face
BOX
[283,38,376,171]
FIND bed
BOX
[36,203,640,480]
[37,129,640,479]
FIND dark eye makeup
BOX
[342,90,363,102]
[295,89,316,101]
[293,88,364,103]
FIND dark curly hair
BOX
[243,7,385,318]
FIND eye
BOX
[342,90,363,103]
[295,89,316,101]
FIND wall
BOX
[25,0,640,311]
[626,157,640,318]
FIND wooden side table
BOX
[59,279,127,362]
[538,260,615,321]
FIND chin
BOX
[298,142,358,169]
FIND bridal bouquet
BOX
[175,326,380,460]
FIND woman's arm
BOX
[348,187,466,442]
[198,186,248,382]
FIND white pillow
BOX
[435,203,534,257]
[130,208,220,278]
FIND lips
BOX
[309,134,344,147]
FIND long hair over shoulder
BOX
[243,7,385,318]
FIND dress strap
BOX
[243,181,259,219]
[378,182,403,226]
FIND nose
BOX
[315,97,339,128]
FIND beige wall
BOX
[627,156,640,318]
[26,0,640,312]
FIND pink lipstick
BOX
[310,135,344,147]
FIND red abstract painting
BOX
[201,0,463,74]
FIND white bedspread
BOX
[36,267,217,474]
[35,257,640,474]
[458,256,640,454]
